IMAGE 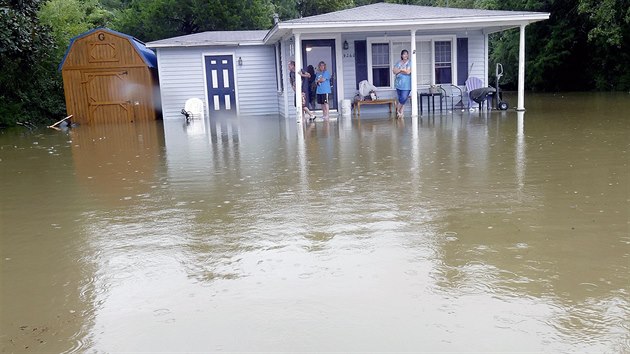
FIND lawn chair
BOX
[181,98,204,122]
[465,77,494,110]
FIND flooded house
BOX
[60,28,161,125]
[146,3,549,121]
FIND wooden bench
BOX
[354,98,396,116]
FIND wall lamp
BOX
[238,57,243,66]
[343,40,349,50]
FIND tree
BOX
[577,0,630,89]
[112,0,276,42]
[271,0,299,20]
[0,0,65,126]
[295,0,354,17]
[39,0,113,60]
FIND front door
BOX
[302,40,337,110]
[204,55,237,118]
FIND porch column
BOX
[410,29,418,117]
[517,24,526,111]
[294,33,303,122]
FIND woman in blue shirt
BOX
[315,61,332,120]
[392,50,411,119]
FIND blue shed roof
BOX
[58,28,157,71]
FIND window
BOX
[434,41,452,84]
[366,37,455,88]
[417,41,432,85]
[371,43,390,87]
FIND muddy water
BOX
[1,92,628,353]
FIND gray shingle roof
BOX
[283,3,542,24]
[146,30,268,48]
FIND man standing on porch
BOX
[315,61,331,120]
[392,50,411,119]
[289,60,315,120]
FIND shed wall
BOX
[62,31,146,69]
[61,29,160,124]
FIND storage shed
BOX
[60,28,161,125]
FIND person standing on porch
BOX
[315,61,331,120]
[289,61,316,120]
[392,49,411,119]
[307,65,316,109]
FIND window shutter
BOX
[457,38,468,85]
[354,40,367,89]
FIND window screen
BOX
[371,43,390,87]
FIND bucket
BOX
[341,99,352,116]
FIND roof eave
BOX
[264,13,549,42]
[290,14,548,29]
[147,41,265,49]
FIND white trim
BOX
[201,51,240,118]
[410,30,418,117]
[274,14,550,30]
[294,33,302,122]
[484,33,489,88]
[155,50,168,118]
[281,39,289,117]
[334,33,345,109]
[517,24,526,110]
[367,38,393,89]
[147,41,265,48]
[274,43,282,93]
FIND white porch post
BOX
[294,33,303,122]
[410,29,418,117]
[517,24,526,111]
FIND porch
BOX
[267,3,549,121]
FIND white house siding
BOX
[234,46,279,117]
[156,45,278,120]
[466,31,487,85]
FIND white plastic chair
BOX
[181,98,205,121]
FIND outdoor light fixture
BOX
[238,57,243,66]
[343,40,349,50]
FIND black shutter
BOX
[354,40,367,89]
[457,38,468,85]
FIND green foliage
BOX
[0,0,65,127]
[271,0,299,20]
[112,0,276,42]
[39,0,113,60]
[488,0,630,91]
[296,0,354,17]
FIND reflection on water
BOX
[0,93,628,352]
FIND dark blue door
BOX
[204,55,236,117]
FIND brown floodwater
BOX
[1,92,628,353]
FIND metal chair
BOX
[439,85,464,110]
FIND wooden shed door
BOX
[204,55,236,117]
[83,71,134,124]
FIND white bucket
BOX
[341,99,352,116]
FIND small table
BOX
[419,92,443,114]
[354,98,396,116]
